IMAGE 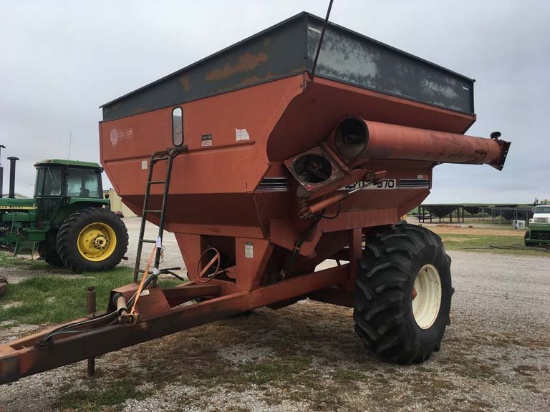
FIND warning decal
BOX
[244,242,254,259]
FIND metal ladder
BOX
[133,146,187,282]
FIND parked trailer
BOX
[0,12,510,384]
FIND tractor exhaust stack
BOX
[7,156,18,199]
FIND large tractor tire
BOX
[353,223,452,364]
[56,208,128,273]
[38,235,63,267]
[524,231,531,247]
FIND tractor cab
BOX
[34,159,104,199]
[33,159,109,226]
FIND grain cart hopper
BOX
[0,12,510,384]
[0,159,128,273]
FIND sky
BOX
[0,0,548,204]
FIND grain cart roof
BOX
[101,12,474,123]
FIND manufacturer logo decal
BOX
[110,129,118,146]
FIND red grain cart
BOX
[0,12,509,383]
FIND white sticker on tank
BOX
[141,160,148,170]
[236,129,250,141]
[244,242,254,259]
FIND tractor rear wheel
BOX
[57,208,128,273]
[353,223,452,364]
[38,235,63,267]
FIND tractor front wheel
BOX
[353,223,453,364]
[57,208,128,273]
[38,235,63,267]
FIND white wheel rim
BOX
[412,264,442,329]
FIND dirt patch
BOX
[1,251,549,411]
[2,298,548,411]
[423,224,523,237]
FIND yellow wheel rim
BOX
[77,222,117,262]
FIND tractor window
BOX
[66,169,101,198]
[172,107,183,146]
[35,167,63,197]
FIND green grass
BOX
[0,251,50,270]
[0,268,134,324]
[55,380,153,411]
[235,356,312,385]
[439,234,549,256]
[0,252,181,325]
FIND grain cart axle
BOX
[0,12,510,384]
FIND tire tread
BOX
[57,208,128,273]
[353,223,452,364]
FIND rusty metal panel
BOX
[305,15,474,114]
[102,12,474,121]
[102,14,309,121]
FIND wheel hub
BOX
[77,222,117,261]
[412,264,442,329]
[93,236,108,249]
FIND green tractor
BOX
[0,159,128,273]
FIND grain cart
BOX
[0,12,510,384]
[0,159,128,273]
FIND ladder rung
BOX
[149,180,166,185]
[159,266,182,272]
[144,209,163,213]
[139,239,157,244]
[152,156,169,162]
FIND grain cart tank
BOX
[0,12,510,384]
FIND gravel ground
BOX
[121,217,185,272]
[0,219,549,411]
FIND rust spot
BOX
[179,75,190,91]
[236,72,275,88]
[205,52,268,81]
